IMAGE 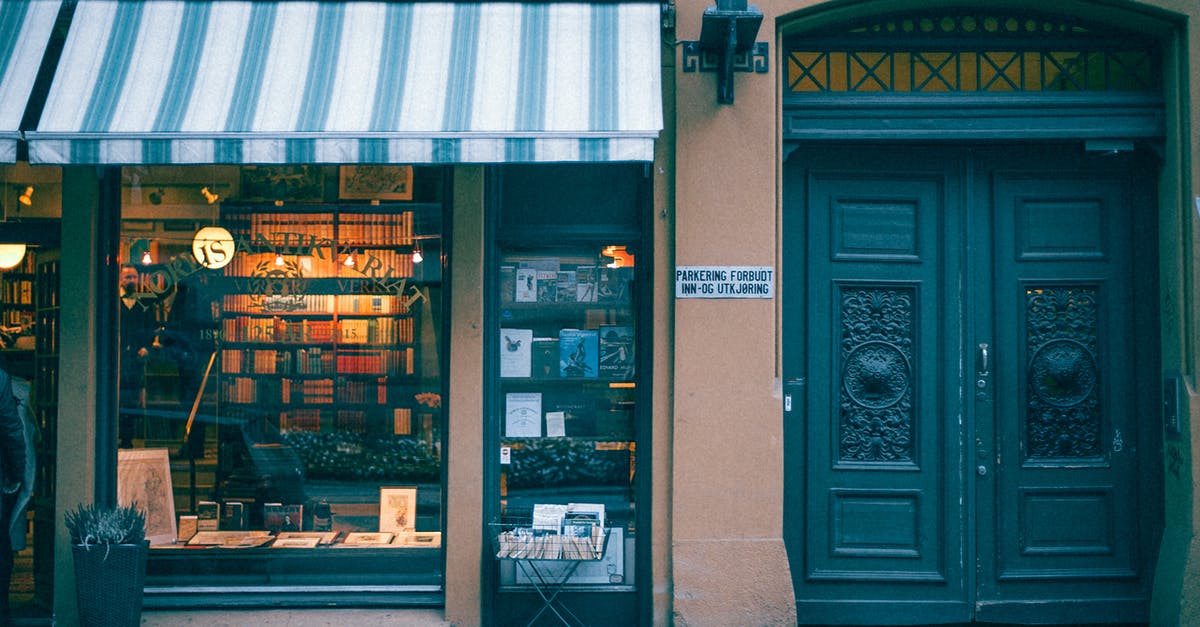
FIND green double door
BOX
[783,144,1161,624]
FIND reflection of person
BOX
[118,265,156,448]
[0,359,29,625]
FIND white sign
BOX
[675,266,774,299]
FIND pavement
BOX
[139,609,453,626]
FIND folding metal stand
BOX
[512,557,586,627]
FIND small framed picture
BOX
[379,486,418,534]
[271,536,320,549]
[393,531,442,548]
[343,532,394,546]
[339,165,414,200]
[240,165,324,202]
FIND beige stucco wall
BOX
[667,0,1200,625]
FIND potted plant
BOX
[64,502,149,627]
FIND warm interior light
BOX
[602,245,634,268]
[201,187,219,204]
[343,253,356,267]
[411,243,423,264]
[140,250,153,265]
[17,186,32,206]
[274,253,285,266]
[0,244,27,269]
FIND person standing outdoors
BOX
[0,358,27,624]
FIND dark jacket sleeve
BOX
[0,369,26,486]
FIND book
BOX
[547,394,596,437]
[575,266,597,302]
[531,338,559,378]
[556,271,577,303]
[197,501,220,531]
[505,392,542,437]
[177,515,198,542]
[220,501,247,530]
[559,329,599,378]
[514,268,537,302]
[599,325,635,379]
[499,329,533,378]
[536,270,558,303]
[532,503,570,533]
[596,266,630,303]
[499,265,516,304]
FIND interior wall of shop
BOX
[669,0,1200,625]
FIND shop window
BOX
[116,166,447,595]
[487,164,647,624]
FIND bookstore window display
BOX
[494,244,638,596]
[115,166,446,587]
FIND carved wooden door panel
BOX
[783,144,1160,625]
[973,146,1160,623]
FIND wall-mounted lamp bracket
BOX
[680,0,767,104]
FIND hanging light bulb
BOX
[201,187,219,204]
[411,242,423,264]
[141,250,153,265]
[17,186,32,206]
[0,244,27,270]
[343,252,356,267]
[274,252,285,266]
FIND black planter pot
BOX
[71,540,149,627]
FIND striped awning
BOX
[0,0,60,162]
[26,1,663,165]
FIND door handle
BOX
[978,343,990,375]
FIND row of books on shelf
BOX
[501,263,632,305]
[223,212,335,241]
[337,211,415,246]
[238,406,412,434]
[222,346,414,376]
[223,294,413,316]
[222,369,415,404]
[501,326,633,379]
[221,316,414,345]
[0,279,33,305]
[221,210,415,245]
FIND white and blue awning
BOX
[26,1,663,164]
[0,0,60,162]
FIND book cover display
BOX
[599,325,635,379]
[558,329,599,378]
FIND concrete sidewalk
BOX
[140,609,453,626]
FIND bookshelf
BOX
[217,205,427,439]
[32,249,58,607]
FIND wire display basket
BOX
[491,516,609,562]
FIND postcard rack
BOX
[491,516,612,627]
[490,517,609,562]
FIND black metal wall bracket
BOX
[680,1,767,104]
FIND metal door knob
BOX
[977,465,988,476]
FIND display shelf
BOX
[216,204,431,442]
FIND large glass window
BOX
[117,166,446,594]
